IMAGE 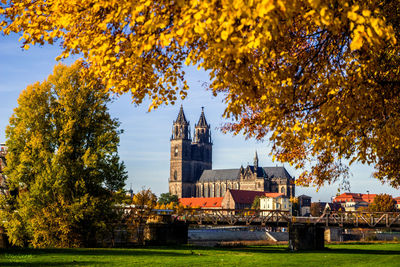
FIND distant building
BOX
[324,202,343,213]
[394,197,400,210]
[0,143,7,153]
[344,201,369,212]
[179,197,223,209]
[260,193,291,216]
[169,106,295,199]
[221,189,268,210]
[298,195,311,216]
[333,193,377,205]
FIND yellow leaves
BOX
[23,44,29,50]
[176,27,184,36]
[221,30,229,41]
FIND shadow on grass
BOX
[0,261,100,267]
[0,244,399,259]
[0,247,193,257]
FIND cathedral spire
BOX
[176,104,188,124]
[194,107,211,143]
[196,106,208,127]
[171,105,190,140]
[254,151,259,170]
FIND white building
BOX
[260,193,291,216]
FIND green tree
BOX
[251,196,261,209]
[157,193,179,206]
[2,1,400,187]
[368,194,396,212]
[1,62,128,248]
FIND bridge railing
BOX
[116,207,400,227]
[172,208,291,226]
[312,211,400,228]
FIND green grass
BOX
[1,243,399,267]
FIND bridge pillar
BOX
[288,223,325,251]
[144,215,188,245]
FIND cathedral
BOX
[169,106,295,199]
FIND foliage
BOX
[251,196,261,209]
[129,188,157,245]
[2,1,400,187]
[0,62,127,248]
[157,192,179,206]
[132,188,157,209]
[368,194,396,212]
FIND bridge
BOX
[122,207,400,250]
[172,208,400,228]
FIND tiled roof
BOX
[263,193,285,198]
[361,194,377,203]
[198,166,293,182]
[228,189,268,204]
[179,197,223,208]
[199,169,240,182]
[334,193,381,203]
[263,167,293,180]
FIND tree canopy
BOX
[1,62,128,248]
[1,0,400,187]
[158,192,179,206]
[368,194,396,212]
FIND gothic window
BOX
[281,187,285,194]
[173,170,177,181]
[210,184,214,197]
[204,184,209,197]
[174,146,178,157]
[216,184,220,197]
[234,183,238,189]
[221,184,226,196]
[200,184,204,197]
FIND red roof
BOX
[334,193,386,204]
[179,197,223,208]
[264,193,285,198]
[394,197,400,204]
[361,194,377,203]
[228,189,273,204]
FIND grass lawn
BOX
[0,243,399,267]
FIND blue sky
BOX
[1,33,398,201]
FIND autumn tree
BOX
[368,194,396,212]
[0,62,128,248]
[157,192,179,206]
[2,1,400,187]
[130,188,157,245]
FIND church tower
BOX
[169,105,193,198]
[192,107,212,181]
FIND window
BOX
[174,146,178,157]
[281,187,285,194]
[173,170,177,180]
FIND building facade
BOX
[169,107,295,198]
[260,193,291,216]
